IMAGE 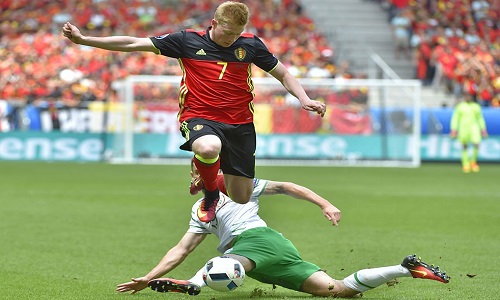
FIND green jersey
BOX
[450,101,486,143]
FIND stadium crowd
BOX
[2,0,500,109]
[1,0,499,135]
[0,0,337,107]
[384,0,500,107]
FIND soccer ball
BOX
[202,256,245,292]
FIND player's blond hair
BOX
[214,1,249,26]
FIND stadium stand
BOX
[301,0,499,108]
[0,0,498,135]
[405,0,499,107]
[0,0,337,106]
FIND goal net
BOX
[106,75,421,167]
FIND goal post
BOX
[107,75,421,167]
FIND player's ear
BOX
[211,19,218,28]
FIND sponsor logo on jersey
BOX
[234,47,246,61]
[155,34,169,39]
[193,125,204,131]
[196,49,207,55]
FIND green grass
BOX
[1,161,499,299]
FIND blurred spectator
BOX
[476,75,495,107]
[464,26,482,45]
[411,28,433,85]
[471,0,490,23]
[306,60,333,79]
[386,0,410,22]
[431,39,458,93]
[391,8,412,60]
[444,20,464,43]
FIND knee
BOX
[301,272,359,298]
[195,147,220,158]
[192,136,221,158]
[225,254,255,272]
[307,281,359,298]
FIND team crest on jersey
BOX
[193,125,203,131]
[154,34,169,39]
[234,47,246,61]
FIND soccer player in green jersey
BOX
[115,162,450,297]
[450,94,488,173]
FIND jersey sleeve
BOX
[252,178,268,198]
[187,221,210,234]
[252,36,279,72]
[149,31,185,58]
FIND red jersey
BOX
[150,27,279,124]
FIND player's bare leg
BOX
[302,255,449,298]
[223,254,255,271]
[224,174,253,204]
[301,271,358,298]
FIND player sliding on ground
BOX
[116,161,450,297]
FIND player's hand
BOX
[62,22,83,44]
[302,99,326,117]
[450,130,457,139]
[481,130,488,138]
[322,204,341,226]
[116,277,149,294]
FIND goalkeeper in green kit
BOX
[450,95,488,173]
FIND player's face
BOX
[211,19,244,47]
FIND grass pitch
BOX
[0,161,498,300]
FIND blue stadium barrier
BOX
[369,107,500,135]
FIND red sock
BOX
[193,157,220,192]
[216,174,227,196]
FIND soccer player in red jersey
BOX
[62,1,326,222]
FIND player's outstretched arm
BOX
[269,62,326,117]
[262,181,341,226]
[116,232,207,294]
[62,22,157,53]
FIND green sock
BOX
[471,147,479,164]
[461,150,469,167]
